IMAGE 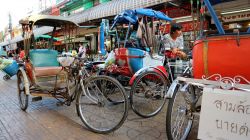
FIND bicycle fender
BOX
[129,66,168,86]
[165,79,179,99]
[129,66,153,86]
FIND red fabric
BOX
[165,50,177,59]
[19,51,25,59]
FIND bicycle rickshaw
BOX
[17,15,128,133]
[165,0,250,139]
[96,8,192,118]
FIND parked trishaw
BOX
[17,15,128,133]
[96,8,192,118]
[165,0,250,139]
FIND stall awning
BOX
[0,27,53,47]
[69,0,170,23]
[1,0,168,47]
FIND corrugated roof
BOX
[69,0,169,23]
[1,0,169,46]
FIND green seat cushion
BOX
[30,49,59,67]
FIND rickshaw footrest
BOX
[32,96,42,102]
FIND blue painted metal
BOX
[100,21,105,55]
[127,48,144,73]
[204,0,225,34]
[247,27,250,33]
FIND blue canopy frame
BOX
[100,8,173,55]
[111,8,172,29]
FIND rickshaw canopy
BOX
[135,8,172,21]
[19,15,79,27]
[111,8,172,28]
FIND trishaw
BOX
[17,15,128,133]
[97,8,191,118]
[165,0,250,139]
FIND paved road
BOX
[0,72,198,140]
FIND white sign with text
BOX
[198,87,250,140]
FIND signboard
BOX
[198,87,250,140]
[160,21,208,33]
[222,11,250,22]
[161,4,191,18]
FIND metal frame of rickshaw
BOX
[97,8,193,118]
[165,0,250,139]
[17,15,128,134]
[102,8,173,81]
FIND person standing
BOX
[78,43,86,58]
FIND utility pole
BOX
[8,12,12,39]
[8,12,13,53]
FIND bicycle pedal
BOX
[195,105,201,112]
[32,96,42,102]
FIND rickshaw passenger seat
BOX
[29,49,62,77]
[34,67,62,77]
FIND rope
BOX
[203,40,209,77]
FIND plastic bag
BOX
[0,58,13,70]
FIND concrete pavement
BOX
[0,72,198,140]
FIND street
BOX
[0,72,198,140]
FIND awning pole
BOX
[203,0,225,34]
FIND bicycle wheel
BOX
[130,71,168,118]
[3,75,10,81]
[166,84,194,140]
[17,71,29,111]
[76,75,128,133]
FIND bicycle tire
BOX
[3,75,10,81]
[130,71,168,118]
[76,75,128,133]
[166,84,193,140]
[17,71,29,111]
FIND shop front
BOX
[160,2,209,51]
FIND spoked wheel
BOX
[3,75,10,81]
[17,71,29,111]
[130,71,168,118]
[166,84,194,140]
[76,75,128,133]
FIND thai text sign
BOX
[222,11,250,22]
[198,87,250,140]
[160,21,208,33]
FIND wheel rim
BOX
[78,77,127,133]
[170,87,193,140]
[131,72,167,117]
[17,73,27,109]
